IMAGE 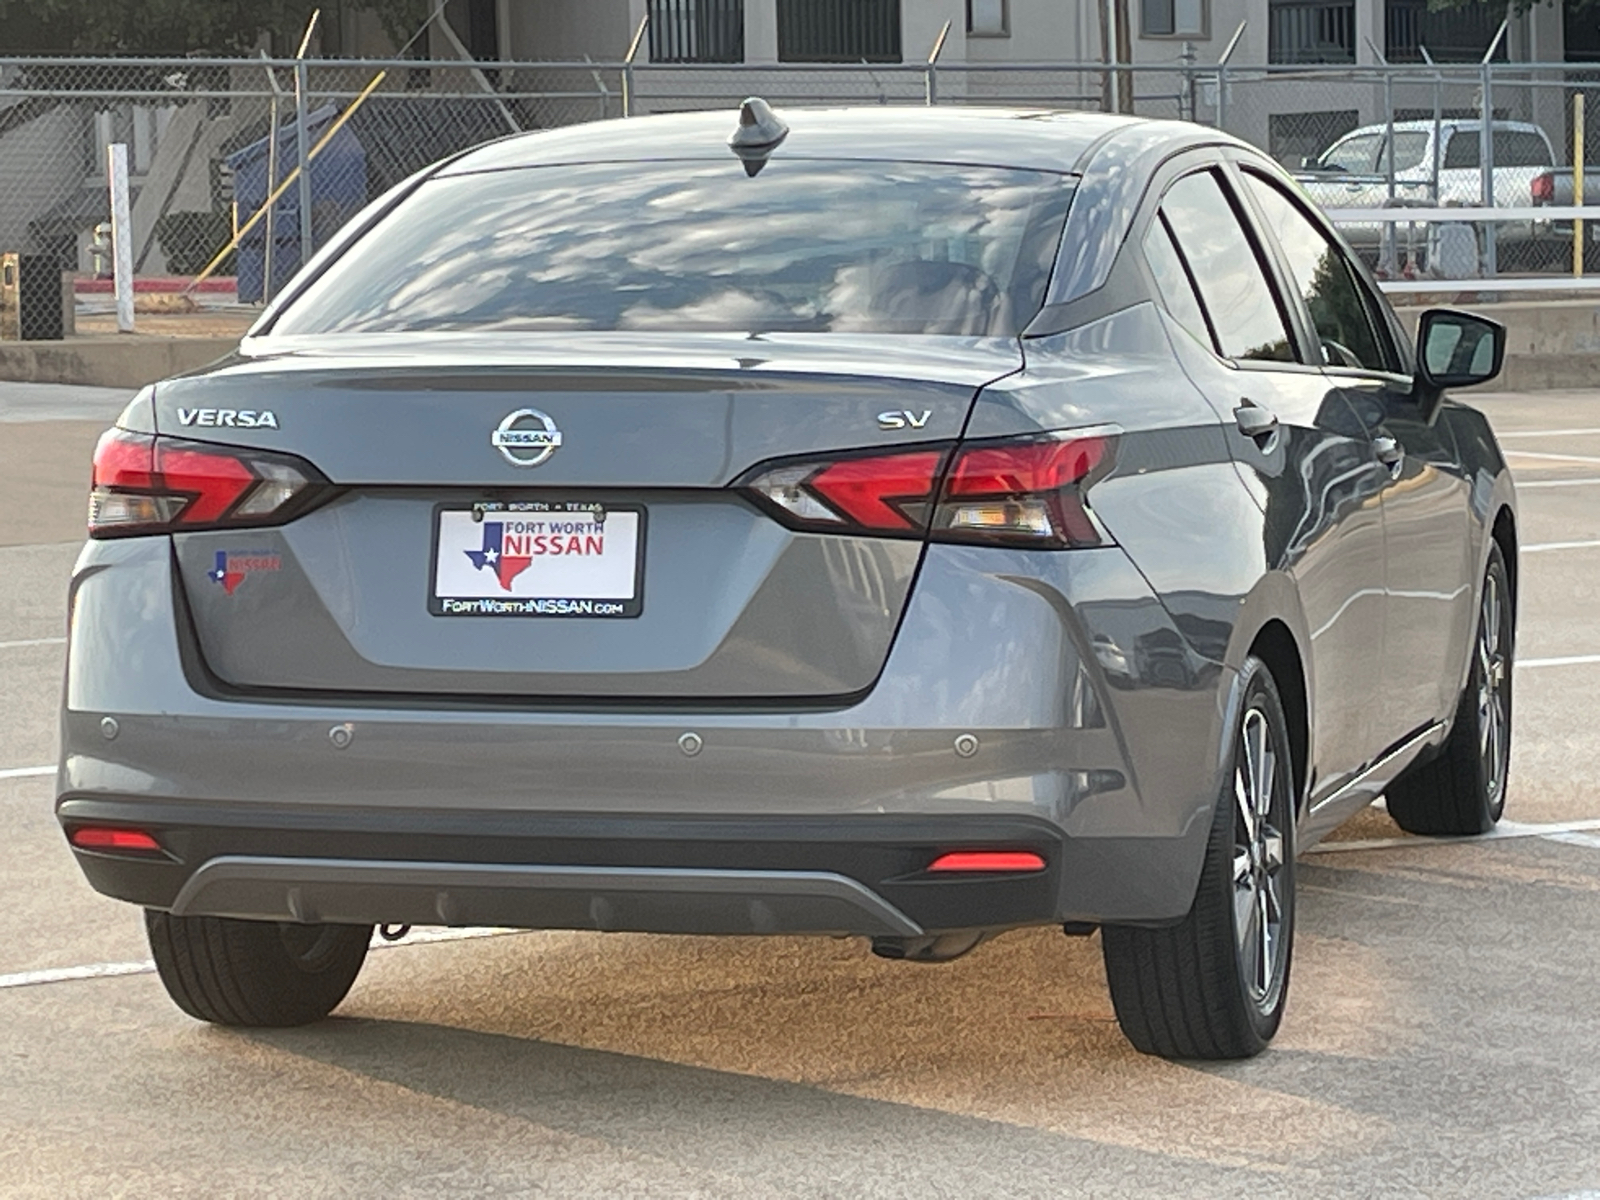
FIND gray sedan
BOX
[59,102,1515,1060]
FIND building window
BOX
[968,0,1008,37]
[1267,1,1354,63]
[777,0,902,62]
[1386,0,1506,63]
[648,0,745,64]
[1142,0,1206,38]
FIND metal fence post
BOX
[1479,23,1506,278]
[1213,23,1246,132]
[1181,42,1196,122]
[260,53,285,302]
[1383,66,1398,275]
[293,12,319,267]
[622,14,648,118]
[925,19,950,106]
[1480,59,1497,276]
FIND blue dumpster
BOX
[228,104,367,303]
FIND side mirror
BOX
[1411,308,1505,417]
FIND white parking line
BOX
[1525,540,1600,553]
[1519,654,1600,669]
[1505,450,1600,466]
[0,765,53,781]
[1517,478,1600,489]
[0,926,520,992]
[1309,816,1600,854]
[0,637,66,651]
[1498,427,1600,439]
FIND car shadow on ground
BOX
[241,1017,1247,1197]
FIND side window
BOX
[1319,132,1380,173]
[1496,130,1552,168]
[1443,131,1478,170]
[1143,216,1215,351]
[1242,173,1398,373]
[1158,171,1295,363]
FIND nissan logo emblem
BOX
[491,408,563,467]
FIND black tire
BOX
[1386,541,1513,836]
[145,910,371,1027]
[1101,656,1296,1060]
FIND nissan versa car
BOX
[59,103,1515,1060]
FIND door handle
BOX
[1234,401,1279,441]
[1373,434,1404,467]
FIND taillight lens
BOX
[741,446,950,537]
[1531,172,1554,203]
[88,429,327,538]
[739,431,1112,548]
[933,433,1110,547]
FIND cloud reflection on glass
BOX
[273,161,1075,338]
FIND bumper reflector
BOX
[70,827,162,852]
[927,851,1046,873]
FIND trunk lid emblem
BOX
[492,408,563,467]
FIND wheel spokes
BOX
[1256,885,1274,994]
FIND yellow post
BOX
[1575,93,1585,276]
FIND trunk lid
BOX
[160,332,1020,700]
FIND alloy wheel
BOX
[1477,570,1512,814]
[1233,706,1290,1013]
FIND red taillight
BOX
[1531,172,1554,204]
[807,451,947,531]
[740,431,1112,547]
[928,851,1047,873]
[89,429,324,538]
[69,826,163,853]
[741,446,949,536]
[936,435,1110,547]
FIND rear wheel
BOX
[145,910,371,1027]
[1386,542,1513,836]
[1102,656,1296,1060]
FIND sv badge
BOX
[877,409,932,431]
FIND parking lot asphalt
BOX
[4,382,1600,1197]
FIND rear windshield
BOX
[269,159,1075,338]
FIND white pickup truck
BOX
[1293,119,1559,269]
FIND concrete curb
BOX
[2,299,1599,391]
[0,337,239,388]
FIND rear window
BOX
[270,159,1075,338]
[1444,129,1552,169]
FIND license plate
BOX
[430,501,644,618]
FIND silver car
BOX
[60,103,1516,1060]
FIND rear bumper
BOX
[62,800,1074,935]
[60,535,1234,927]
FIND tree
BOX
[0,0,429,56]
[1430,0,1594,13]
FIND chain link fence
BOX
[5,53,1600,314]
